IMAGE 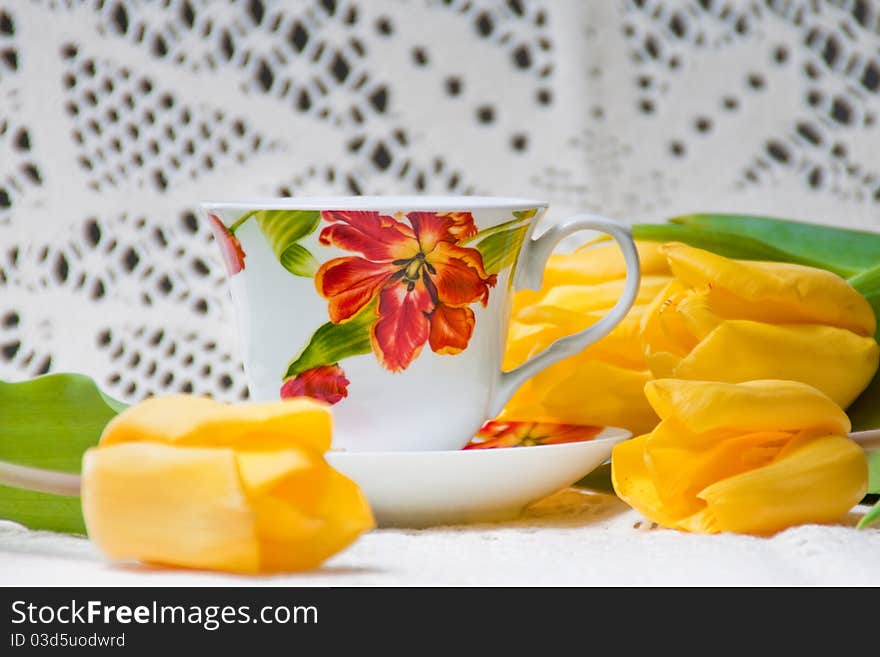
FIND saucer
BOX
[326,427,630,527]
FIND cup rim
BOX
[200,195,549,212]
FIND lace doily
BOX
[2,0,879,407]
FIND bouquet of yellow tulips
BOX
[500,213,880,533]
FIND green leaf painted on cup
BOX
[512,208,539,221]
[0,373,126,534]
[475,223,530,275]
[277,242,320,277]
[673,214,880,277]
[284,301,377,379]
[256,210,322,277]
[857,498,880,529]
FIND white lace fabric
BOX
[3,0,880,401]
[1,0,879,583]
[2,491,880,585]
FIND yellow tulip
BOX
[642,243,879,408]
[612,379,867,534]
[81,396,373,573]
[500,241,671,434]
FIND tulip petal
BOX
[697,434,867,535]
[281,364,349,405]
[99,395,333,453]
[314,256,393,323]
[371,280,433,372]
[428,303,475,355]
[237,450,374,571]
[318,211,418,262]
[611,435,680,528]
[427,241,496,305]
[252,467,374,573]
[519,358,658,434]
[555,240,670,286]
[666,320,879,409]
[663,243,876,337]
[82,443,260,573]
[531,276,670,316]
[640,280,701,370]
[646,424,791,520]
[644,379,850,437]
[428,248,496,306]
[235,449,319,496]
[207,214,246,275]
[301,469,375,567]
[408,211,478,251]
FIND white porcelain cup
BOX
[202,196,639,452]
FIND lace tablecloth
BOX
[2,490,878,586]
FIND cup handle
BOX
[488,214,641,417]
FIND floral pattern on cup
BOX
[315,211,498,372]
[280,364,350,405]
[210,207,536,405]
[465,420,602,449]
[207,214,246,275]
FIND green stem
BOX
[228,209,260,234]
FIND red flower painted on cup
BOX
[464,420,602,449]
[281,364,350,404]
[315,211,497,372]
[207,214,246,275]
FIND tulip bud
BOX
[641,243,879,408]
[207,214,246,275]
[281,364,350,404]
[81,396,373,573]
[612,379,868,534]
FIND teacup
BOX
[202,196,639,452]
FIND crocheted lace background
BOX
[2,0,879,403]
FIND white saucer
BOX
[326,427,631,527]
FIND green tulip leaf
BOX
[845,264,880,430]
[857,498,880,529]
[573,462,615,494]
[0,373,126,534]
[284,301,377,379]
[673,214,880,277]
[632,223,839,272]
[256,210,322,277]
[0,373,124,471]
[475,223,530,275]
[848,263,880,340]
[0,487,87,535]
[868,451,880,495]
